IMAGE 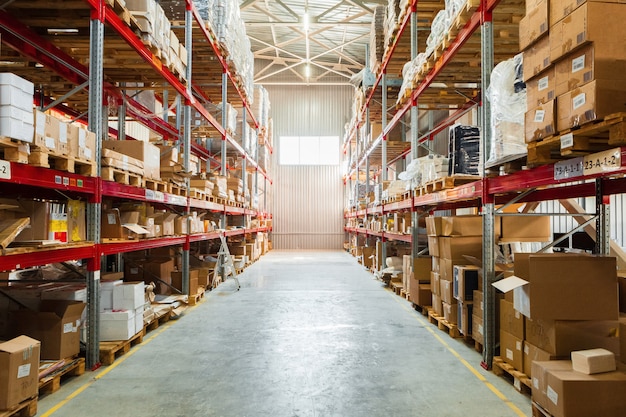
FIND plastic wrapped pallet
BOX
[426,10,451,57]
[486,54,527,164]
[449,124,480,175]
[398,53,427,103]
[384,0,401,48]
[252,85,270,130]
[369,6,387,74]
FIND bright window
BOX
[279,136,340,165]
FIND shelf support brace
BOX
[42,81,89,112]
[595,178,610,255]
[86,0,105,370]
[118,82,127,141]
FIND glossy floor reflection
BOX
[38,250,531,417]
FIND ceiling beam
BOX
[275,0,300,20]
[240,0,261,10]
[344,0,374,14]
[245,21,370,27]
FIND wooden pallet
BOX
[145,307,173,332]
[412,303,431,317]
[474,340,483,353]
[428,310,462,338]
[0,137,29,163]
[38,357,85,396]
[99,329,145,366]
[189,188,206,201]
[168,183,186,196]
[187,287,206,306]
[421,175,480,194]
[144,178,167,192]
[485,154,527,177]
[101,166,142,187]
[389,281,404,296]
[531,401,552,417]
[492,356,532,395]
[0,397,37,417]
[27,149,97,177]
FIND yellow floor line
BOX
[389,292,528,417]
[40,321,173,417]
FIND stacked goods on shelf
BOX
[454,264,479,336]
[0,336,39,410]
[522,1,626,153]
[369,5,387,74]
[0,73,34,146]
[486,54,527,165]
[209,174,228,199]
[227,177,244,203]
[103,139,161,181]
[426,216,483,319]
[210,0,255,100]
[100,280,146,341]
[408,256,432,307]
[449,124,480,175]
[398,53,428,103]
[383,0,401,50]
[252,85,271,139]
[397,154,449,190]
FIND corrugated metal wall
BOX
[266,85,353,249]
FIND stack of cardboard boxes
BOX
[522,0,626,144]
[0,336,40,411]
[100,280,145,341]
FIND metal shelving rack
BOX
[343,0,625,369]
[0,0,272,368]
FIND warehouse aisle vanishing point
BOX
[38,250,531,417]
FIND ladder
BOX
[215,233,240,290]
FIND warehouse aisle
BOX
[38,250,530,417]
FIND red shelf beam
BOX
[100,236,187,255]
[385,232,412,243]
[0,245,96,272]
[0,162,97,195]
[383,198,413,213]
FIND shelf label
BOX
[583,148,621,176]
[145,189,165,202]
[168,195,187,206]
[560,133,574,149]
[554,157,584,180]
[0,160,10,180]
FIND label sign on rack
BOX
[583,148,622,176]
[554,157,583,180]
[168,195,187,206]
[0,160,10,180]
[145,189,165,202]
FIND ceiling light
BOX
[303,12,309,32]
[47,28,79,35]
[305,64,311,78]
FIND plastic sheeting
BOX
[449,124,480,175]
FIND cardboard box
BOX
[550,2,626,63]
[458,302,473,336]
[171,269,199,296]
[500,299,525,339]
[425,217,443,236]
[443,301,458,324]
[474,290,484,316]
[519,0,549,51]
[142,258,176,295]
[100,310,136,341]
[12,300,85,360]
[101,279,123,312]
[411,283,432,307]
[473,313,484,345]
[413,256,431,281]
[500,216,551,242]
[154,212,177,236]
[571,348,616,374]
[557,79,626,131]
[439,236,482,261]
[501,330,524,371]
[103,140,161,180]
[440,216,483,236]
[525,318,621,356]
[526,67,556,109]
[454,265,480,302]
[555,44,600,98]
[0,336,40,410]
[193,267,211,289]
[523,35,551,82]
[525,100,556,143]
[113,282,145,311]
[430,271,441,296]
[549,0,626,27]
[432,294,443,316]
[102,209,124,239]
[439,257,456,281]
[427,236,440,257]
[532,360,626,417]
[505,254,617,320]
[76,125,96,161]
[524,341,556,377]
[440,279,454,304]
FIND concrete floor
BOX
[38,250,531,417]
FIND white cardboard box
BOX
[571,348,616,374]
[101,279,123,312]
[113,281,145,311]
[134,306,144,334]
[100,310,135,341]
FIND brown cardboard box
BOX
[523,35,551,82]
[413,256,431,281]
[154,212,177,236]
[101,209,124,239]
[500,330,524,371]
[501,299,525,339]
[554,44,614,98]
[440,216,483,236]
[526,67,556,109]
[425,217,443,236]
[474,290,484,317]
[440,279,454,304]
[472,313,484,345]
[454,265,480,302]
[439,258,455,281]
[549,0,626,27]
[11,300,85,360]
[142,259,176,295]
[439,236,482,260]
[524,341,556,377]
[525,100,556,143]
[458,302,473,336]
[519,0,549,50]
[550,2,626,63]
[171,269,198,296]
[430,272,441,296]
[363,246,375,269]
[194,267,212,289]
[500,216,551,242]
[431,256,440,273]
[557,79,626,131]
[77,126,96,161]
[411,283,432,307]
[532,360,626,417]
[427,236,440,257]
[443,301,458,324]
[103,140,161,180]
[0,336,40,410]
[432,294,443,316]
[525,318,621,356]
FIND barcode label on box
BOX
[534,110,545,123]
[560,133,574,149]
[573,93,586,110]
[17,364,31,379]
[538,76,549,91]
[533,377,539,389]
[506,349,514,360]
[547,385,559,405]
[0,160,10,179]
[516,341,522,351]
[107,213,116,224]
[572,55,585,73]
